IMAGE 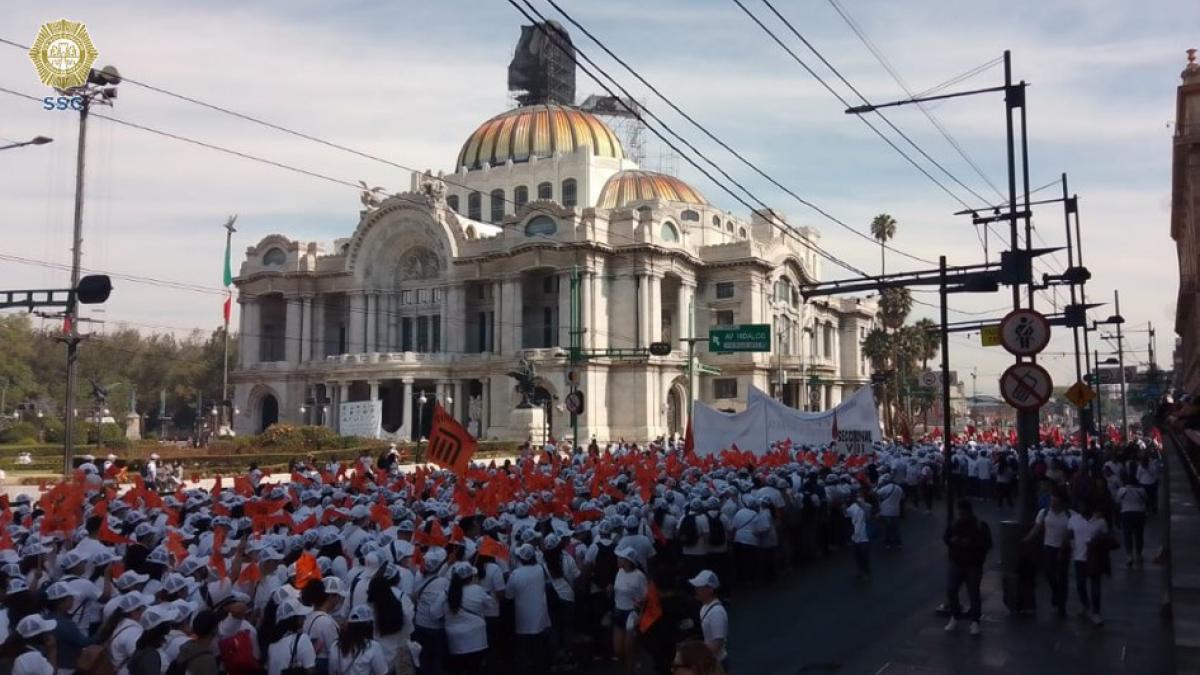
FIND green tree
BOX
[879,288,913,331]
[870,213,897,276]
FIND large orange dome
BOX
[456,104,624,170]
[597,170,708,209]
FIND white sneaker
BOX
[969,621,981,636]
[944,617,958,632]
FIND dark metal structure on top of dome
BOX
[508,21,575,106]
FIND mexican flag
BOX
[222,231,233,322]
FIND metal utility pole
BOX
[939,256,954,524]
[220,216,238,435]
[1094,349,1104,434]
[1060,173,1087,446]
[1115,290,1128,442]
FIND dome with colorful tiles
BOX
[456,104,624,170]
[597,170,708,210]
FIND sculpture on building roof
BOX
[507,358,538,409]
[420,173,447,207]
[359,180,387,211]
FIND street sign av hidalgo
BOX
[1064,380,1097,409]
[999,308,1051,357]
[999,363,1054,411]
[708,324,771,352]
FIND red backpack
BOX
[218,629,261,675]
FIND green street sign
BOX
[696,363,722,375]
[708,324,771,352]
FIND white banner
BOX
[339,401,382,438]
[693,385,880,456]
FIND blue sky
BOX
[1,0,1195,395]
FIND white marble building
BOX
[231,102,877,442]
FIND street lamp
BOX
[0,136,53,151]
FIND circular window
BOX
[661,221,679,242]
[262,248,286,267]
[525,215,558,237]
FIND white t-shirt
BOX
[109,619,143,675]
[303,611,340,659]
[613,568,647,612]
[328,640,389,675]
[1036,508,1072,548]
[1117,485,1147,513]
[505,564,551,635]
[267,633,317,675]
[847,501,870,544]
[443,584,496,655]
[680,514,710,557]
[1067,513,1108,562]
[12,650,53,675]
[876,484,904,518]
[413,576,449,629]
[478,563,505,618]
[699,600,729,663]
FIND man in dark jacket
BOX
[943,499,992,636]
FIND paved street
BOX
[589,500,1171,674]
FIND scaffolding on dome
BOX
[508,21,576,106]
[579,94,647,167]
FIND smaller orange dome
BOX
[597,170,707,209]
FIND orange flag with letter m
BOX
[427,402,477,476]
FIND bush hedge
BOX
[0,423,37,445]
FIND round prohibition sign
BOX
[999,308,1051,357]
[999,362,1053,411]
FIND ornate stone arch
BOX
[345,196,461,287]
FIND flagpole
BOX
[220,215,238,435]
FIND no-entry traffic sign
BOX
[999,363,1053,410]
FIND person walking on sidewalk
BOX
[943,500,992,637]
[1065,502,1111,625]
[1022,486,1074,616]
[1115,476,1148,567]
[846,489,874,581]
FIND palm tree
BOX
[912,318,940,369]
[862,327,895,437]
[870,213,897,276]
[879,288,913,331]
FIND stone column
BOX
[365,292,378,353]
[580,271,594,350]
[454,380,466,424]
[636,274,649,347]
[239,298,259,367]
[348,293,365,353]
[446,285,466,354]
[325,382,337,428]
[648,274,663,344]
[338,381,351,431]
[369,380,380,405]
[437,380,453,418]
[502,277,522,354]
[311,296,325,360]
[285,297,302,364]
[558,271,572,348]
[401,378,415,439]
[677,282,694,341]
[384,293,395,352]
[490,282,502,354]
[299,297,313,361]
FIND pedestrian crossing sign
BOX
[1065,380,1096,408]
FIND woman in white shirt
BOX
[328,606,388,675]
[611,547,647,675]
[367,570,415,675]
[1116,476,1148,566]
[541,535,578,670]
[105,593,149,675]
[300,578,345,675]
[411,551,449,675]
[12,615,56,675]
[442,562,496,674]
[1022,487,1073,616]
[266,599,316,675]
[1065,503,1109,625]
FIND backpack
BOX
[678,514,700,547]
[592,542,618,587]
[78,623,136,675]
[707,516,727,547]
[218,629,261,675]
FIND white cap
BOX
[7,578,28,594]
[347,605,374,624]
[140,605,174,630]
[276,598,312,621]
[45,581,72,601]
[117,592,152,613]
[15,615,56,639]
[321,577,348,597]
[115,571,150,590]
[687,570,720,589]
[615,546,638,563]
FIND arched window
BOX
[739,227,747,238]
[774,277,791,303]
[712,215,721,227]
[490,189,505,223]
[446,195,460,213]
[537,182,553,200]
[514,185,529,209]
[660,221,679,242]
[725,221,735,233]
[525,215,558,237]
[681,209,700,222]
[262,248,286,267]
[561,178,577,207]
[467,192,481,220]
[823,322,834,358]
[465,225,477,240]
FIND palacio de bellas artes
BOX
[230,23,877,443]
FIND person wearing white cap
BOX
[611,546,647,675]
[688,570,728,669]
[328,606,388,675]
[126,605,174,675]
[104,592,150,675]
[299,579,344,671]
[215,590,260,673]
[69,517,115,576]
[442,562,495,674]
[102,572,151,624]
[411,549,449,675]
[505,544,550,674]
[266,599,316,675]
[12,615,57,675]
[45,581,90,674]
[54,550,107,636]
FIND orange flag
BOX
[167,531,188,562]
[294,552,320,589]
[426,403,477,475]
[237,561,261,585]
[211,474,223,497]
[370,502,393,530]
[99,517,132,545]
[210,529,228,579]
[477,536,509,561]
[638,582,662,632]
[233,476,254,498]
